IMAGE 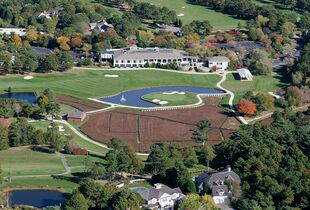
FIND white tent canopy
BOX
[237,68,253,80]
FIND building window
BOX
[127,60,131,63]
[168,59,171,62]
[121,60,124,63]
[157,59,162,62]
[115,60,119,63]
[163,59,167,63]
[150,59,154,62]
[144,59,148,62]
[133,60,137,63]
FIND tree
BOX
[57,36,70,51]
[62,190,89,210]
[285,86,301,107]
[110,189,143,210]
[182,147,198,167]
[199,145,216,171]
[0,125,9,150]
[192,119,211,145]
[0,164,3,184]
[182,20,213,36]
[45,122,64,152]
[136,30,154,47]
[11,34,22,46]
[237,99,257,115]
[179,193,218,210]
[79,178,115,209]
[251,92,275,112]
[249,49,272,75]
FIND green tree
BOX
[249,49,272,75]
[182,147,198,167]
[62,190,89,210]
[199,145,216,171]
[110,189,143,210]
[179,193,218,210]
[45,122,64,152]
[192,119,211,145]
[0,125,9,150]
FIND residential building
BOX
[195,167,241,205]
[34,8,60,19]
[89,20,114,33]
[208,56,230,71]
[0,28,27,36]
[67,110,86,123]
[136,183,185,210]
[100,46,203,69]
[237,68,253,80]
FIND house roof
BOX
[208,56,230,63]
[112,47,199,61]
[212,185,229,196]
[137,183,184,201]
[0,117,9,128]
[196,168,241,186]
[67,110,85,119]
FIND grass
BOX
[59,104,75,115]
[30,120,109,154]
[0,177,78,193]
[0,69,220,99]
[222,73,287,104]
[136,0,246,30]
[142,91,199,106]
[0,147,65,176]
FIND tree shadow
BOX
[30,145,55,154]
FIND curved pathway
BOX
[216,72,248,124]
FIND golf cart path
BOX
[216,71,248,124]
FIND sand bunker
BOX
[104,74,119,78]
[163,91,186,95]
[152,99,161,103]
[177,13,184,17]
[24,76,34,80]
[182,6,186,8]
[159,101,168,105]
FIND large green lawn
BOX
[0,147,65,176]
[0,69,220,99]
[142,91,199,106]
[136,0,246,30]
[222,73,287,104]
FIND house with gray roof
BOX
[136,183,185,210]
[100,46,203,70]
[90,20,114,33]
[195,167,241,205]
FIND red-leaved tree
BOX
[237,99,257,115]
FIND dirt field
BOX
[57,95,107,112]
[81,97,240,152]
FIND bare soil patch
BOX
[81,97,240,152]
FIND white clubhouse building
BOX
[100,46,203,69]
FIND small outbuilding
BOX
[0,117,10,129]
[67,110,86,123]
[237,68,253,81]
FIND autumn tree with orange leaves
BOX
[237,99,257,115]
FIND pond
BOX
[7,190,65,208]
[99,86,225,108]
[0,92,37,104]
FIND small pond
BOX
[0,92,37,104]
[7,190,65,208]
[100,86,225,108]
